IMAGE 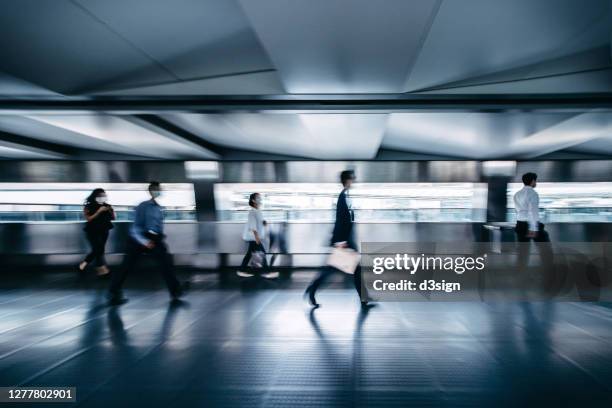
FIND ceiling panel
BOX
[418,69,612,94]
[503,112,612,158]
[163,113,387,159]
[0,115,145,156]
[25,115,218,159]
[0,144,61,159]
[76,0,278,92]
[91,70,284,95]
[0,72,61,97]
[382,112,579,159]
[240,0,440,93]
[406,0,610,92]
[0,0,173,94]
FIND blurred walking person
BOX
[236,193,278,279]
[514,172,554,288]
[79,188,114,277]
[108,181,188,305]
[304,170,366,308]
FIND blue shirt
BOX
[129,199,164,245]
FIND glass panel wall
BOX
[214,183,487,223]
[0,183,196,222]
[507,182,612,223]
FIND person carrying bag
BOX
[305,170,368,307]
[236,193,279,279]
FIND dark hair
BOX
[248,192,260,207]
[148,181,161,191]
[84,188,105,208]
[340,170,355,185]
[522,172,537,185]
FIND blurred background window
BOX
[0,183,196,222]
[507,182,612,223]
[214,183,487,223]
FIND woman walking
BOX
[236,193,278,279]
[78,188,115,277]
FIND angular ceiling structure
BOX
[0,0,611,160]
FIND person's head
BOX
[340,170,356,189]
[148,181,162,200]
[248,192,262,209]
[85,188,107,206]
[522,172,537,187]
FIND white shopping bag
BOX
[248,251,265,268]
[326,247,360,274]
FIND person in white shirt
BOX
[236,193,278,279]
[514,172,553,274]
[514,172,549,242]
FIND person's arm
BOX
[108,205,116,220]
[84,205,109,222]
[129,204,151,247]
[527,190,540,236]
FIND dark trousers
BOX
[515,221,554,273]
[307,264,363,299]
[240,241,270,272]
[109,238,180,297]
[84,230,109,267]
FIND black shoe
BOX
[361,301,375,310]
[171,281,190,300]
[304,287,320,308]
[108,296,128,306]
[170,298,188,307]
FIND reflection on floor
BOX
[1,271,612,407]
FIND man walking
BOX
[304,170,367,308]
[108,181,188,305]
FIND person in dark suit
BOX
[108,181,188,305]
[304,170,366,308]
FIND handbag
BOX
[327,247,360,274]
[248,250,266,268]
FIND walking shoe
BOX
[236,270,254,278]
[108,296,128,306]
[303,287,320,308]
[172,281,191,299]
[261,272,279,279]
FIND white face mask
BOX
[96,196,107,204]
[151,190,161,199]
[255,198,262,206]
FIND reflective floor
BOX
[1,271,612,407]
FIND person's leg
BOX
[89,232,109,275]
[89,234,104,267]
[239,241,255,270]
[515,221,530,273]
[346,239,365,303]
[151,241,181,297]
[305,266,336,306]
[259,243,279,279]
[260,243,270,271]
[81,230,97,269]
[353,264,363,300]
[97,231,109,268]
[535,223,555,294]
[109,239,140,301]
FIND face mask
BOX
[96,196,107,204]
[151,190,161,199]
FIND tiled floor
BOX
[1,271,612,407]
